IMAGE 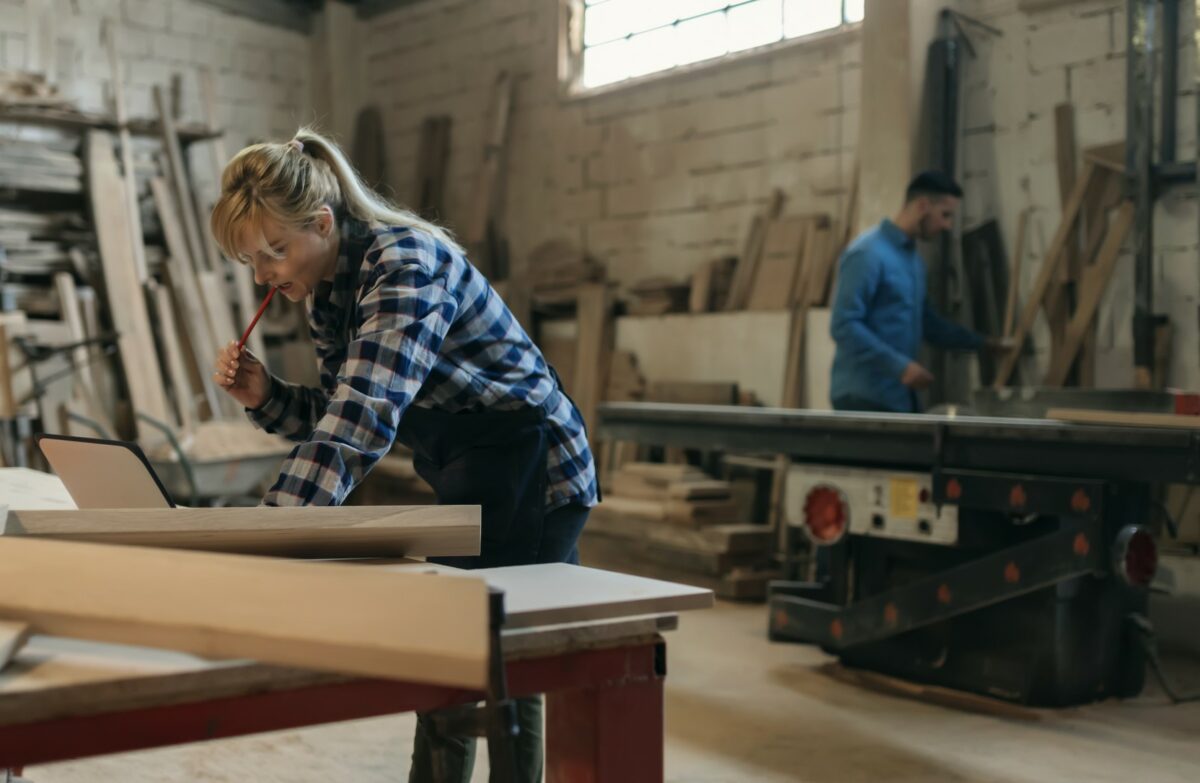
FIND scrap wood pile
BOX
[584,462,779,600]
[0,67,291,479]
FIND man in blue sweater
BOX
[830,171,999,413]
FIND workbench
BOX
[0,468,711,781]
[1,612,673,781]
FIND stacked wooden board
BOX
[584,462,779,600]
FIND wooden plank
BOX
[726,190,786,310]
[1047,102,1079,354]
[666,480,732,501]
[689,259,715,313]
[150,177,224,418]
[154,86,208,273]
[199,66,264,363]
[85,131,173,433]
[149,280,195,431]
[746,216,808,311]
[0,537,490,687]
[1042,202,1134,386]
[572,283,612,446]
[104,19,149,285]
[464,71,512,277]
[2,505,481,558]
[802,224,837,307]
[620,463,707,483]
[52,273,96,396]
[460,563,712,630]
[857,0,910,233]
[1003,209,1028,338]
[993,161,1097,387]
[1046,407,1200,429]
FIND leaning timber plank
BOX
[1042,202,1133,386]
[993,160,1097,387]
[85,131,173,432]
[460,563,712,630]
[149,279,195,431]
[104,20,149,284]
[154,86,207,273]
[199,66,263,362]
[573,282,612,446]
[150,177,223,418]
[0,537,489,687]
[2,505,481,559]
[727,190,787,310]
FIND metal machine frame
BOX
[599,402,1199,705]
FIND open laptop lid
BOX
[35,434,175,509]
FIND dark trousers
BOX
[408,502,590,783]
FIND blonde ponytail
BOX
[211,126,462,262]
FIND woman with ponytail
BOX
[210,127,596,781]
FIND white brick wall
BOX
[0,0,313,203]
[358,0,860,293]
[961,0,1198,390]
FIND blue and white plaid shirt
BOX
[248,219,598,510]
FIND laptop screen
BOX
[36,434,175,509]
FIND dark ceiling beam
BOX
[353,0,430,19]
[191,0,318,34]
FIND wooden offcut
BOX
[0,537,490,688]
[2,505,481,558]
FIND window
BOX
[578,0,864,90]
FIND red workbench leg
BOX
[545,676,664,783]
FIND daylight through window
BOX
[581,0,865,89]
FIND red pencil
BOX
[237,286,277,352]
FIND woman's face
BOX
[236,208,338,302]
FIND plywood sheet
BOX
[457,563,713,630]
[4,505,481,559]
[0,537,490,688]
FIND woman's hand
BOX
[213,341,270,409]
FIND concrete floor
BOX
[29,601,1200,782]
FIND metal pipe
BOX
[1161,0,1180,164]
[1127,0,1157,383]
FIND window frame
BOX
[558,0,864,99]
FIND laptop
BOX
[36,433,176,509]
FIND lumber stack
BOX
[583,462,778,600]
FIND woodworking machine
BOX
[598,396,1200,706]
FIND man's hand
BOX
[213,340,270,410]
[900,361,934,390]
